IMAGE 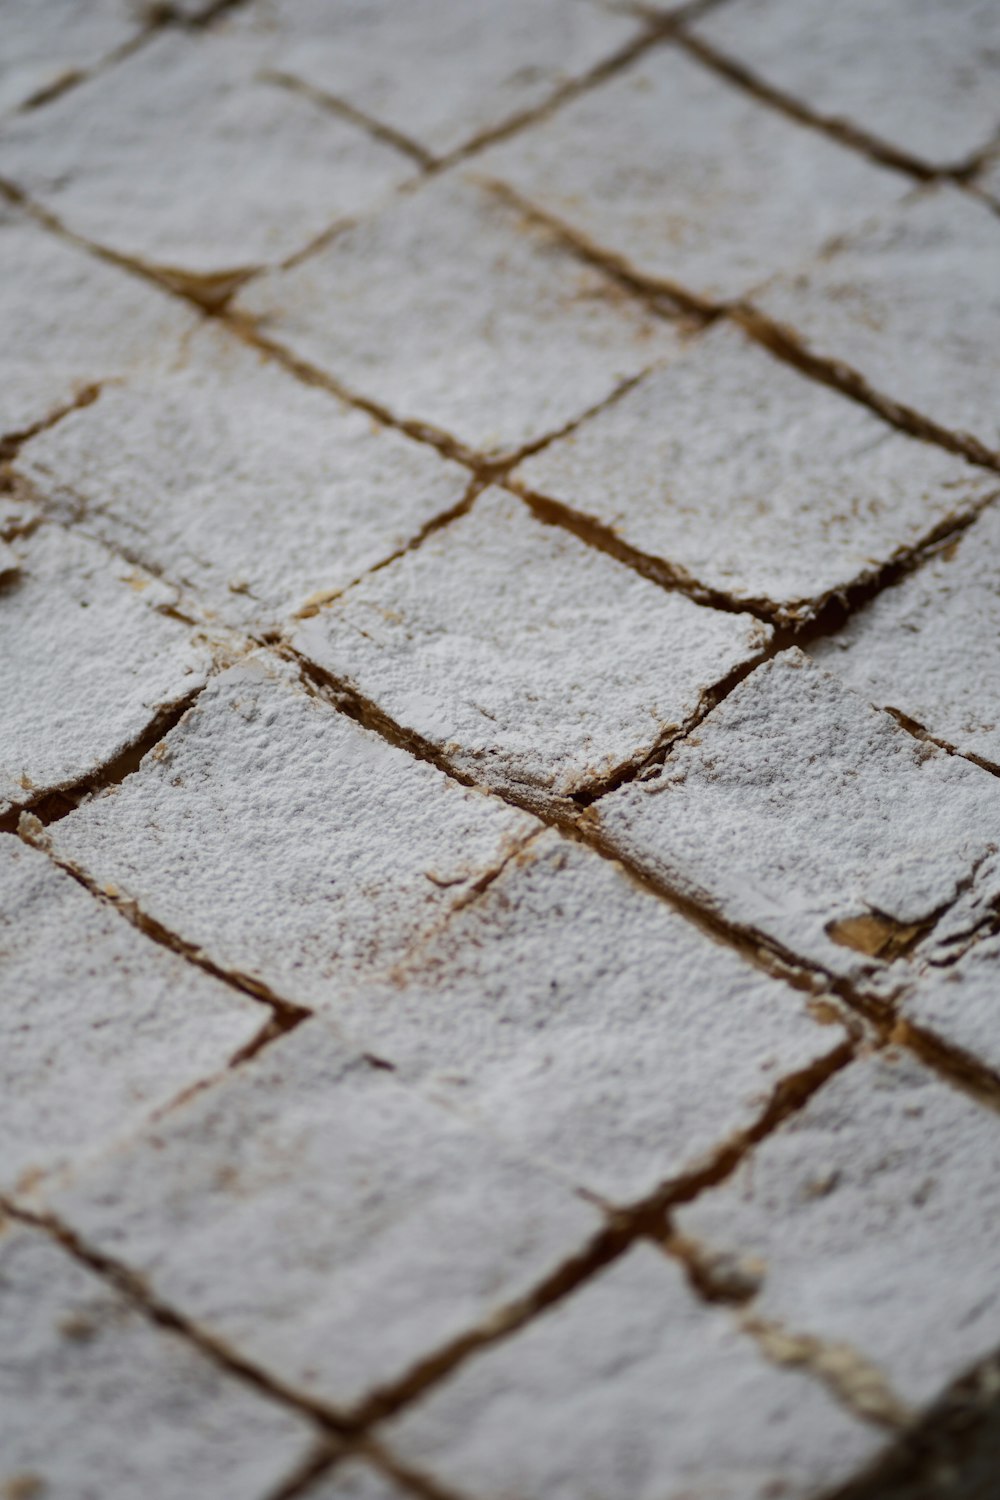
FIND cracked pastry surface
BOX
[591,650,1000,985]
[237,172,681,461]
[478,45,907,304]
[16,323,470,631]
[383,1244,884,1500]
[0,524,208,819]
[0,202,199,445]
[0,839,263,1195]
[229,0,638,161]
[39,1020,598,1413]
[693,0,1000,171]
[0,1221,314,1500]
[0,29,414,282]
[811,501,1000,770]
[293,487,771,803]
[514,322,996,621]
[750,185,1000,462]
[333,829,850,1204]
[5,5,1000,1495]
[0,0,141,117]
[44,655,538,1008]
[676,1050,1000,1409]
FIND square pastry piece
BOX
[0,30,413,293]
[750,186,1000,461]
[0,1223,313,1500]
[336,830,851,1205]
[236,174,682,461]
[234,0,638,161]
[293,488,770,804]
[478,45,906,305]
[591,650,1000,986]
[0,525,207,820]
[514,323,996,622]
[383,1245,885,1500]
[677,1050,1000,1411]
[693,0,1000,172]
[45,655,538,1010]
[45,1020,598,1414]
[16,324,470,632]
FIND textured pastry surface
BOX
[4,5,1000,1498]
